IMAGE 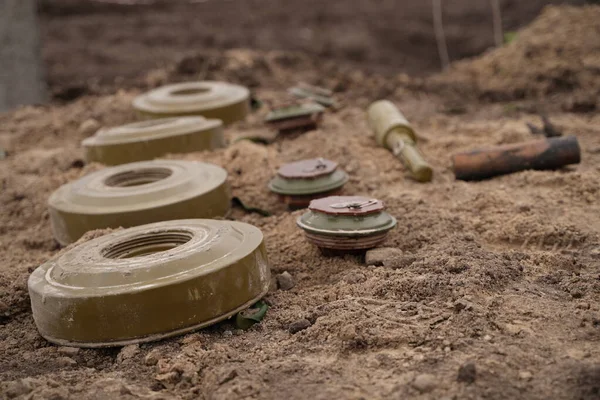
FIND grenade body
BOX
[367,100,433,182]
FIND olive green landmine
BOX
[264,103,325,132]
[132,81,250,125]
[82,116,226,166]
[297,196,397,251]
[48,160,231,246]
[268,158,349,209]
[288,82,338,108]
[28,219,271,347]
[367,100,433,182]
[264,103,325,124]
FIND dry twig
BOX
[491,0,503,46]
[432,0,450,70]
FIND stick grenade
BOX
[452,136,581,181]
[367,100,433,182]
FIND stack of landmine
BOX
[30,81,272,347]
[28,81,405,348]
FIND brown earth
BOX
[1,4,600,400]
[429,5,600,113]
[39,0,587,99]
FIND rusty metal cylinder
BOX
[452,136,581,181]
[367,100,433,182]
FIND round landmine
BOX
[28,219,271,347]
[297,196,396,251]
[264,103,325,132]
[82,117,226,166]
[268,158,349,208]
[132,81,250,124]
[48,160,231,246]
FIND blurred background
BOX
[2,0,592,109]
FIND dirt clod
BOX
[289,319,312,334]
[365,247,403,267]
[78,119,101,137]
[219,369,238,385]
[180,333,202,345]
[412,374,437,393]
[155,371,180,389]
[144,349,161,366]
[5,378,34,398]
[519,371,534,381]
[0,300,9,316]
[57,347,80,356]
[453,299,474,313]
[457,362,477,384]
[276,271,295,291]
[116,344,139,363]
[56,357,77,367]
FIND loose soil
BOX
[1,4,600,400]
[39,0,587,98]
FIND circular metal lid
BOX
[28,219,271,347]
[82,117,222,145]
[309,196,384,216]
[132,81,250,124]
[297,196,396,237]
[278,158,337,179]
[268,158,349,196]
[48,160,231,245]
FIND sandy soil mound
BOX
[40,0,583,98]
[431,5,600,112]
[1,5,599,400]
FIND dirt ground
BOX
[38,0,587,99]
[1,4,600,400]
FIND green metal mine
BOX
[297,196,397,251]
[265,103,325,123]
[268,158,349,208]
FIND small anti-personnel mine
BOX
[296,196,396,251]
[268,158,349,208]
[367,100,433,182]
[264,102,325,132]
